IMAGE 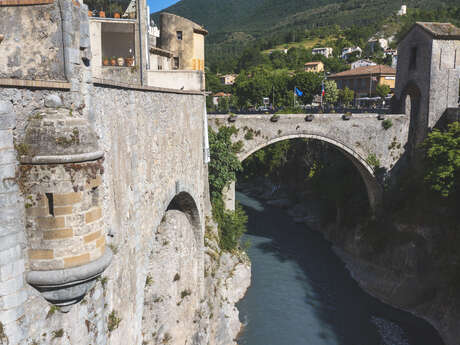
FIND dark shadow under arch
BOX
[401,80,423,155]
[238,135,383,215]
[166,191,201,233]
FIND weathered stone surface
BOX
[44,94,63,108]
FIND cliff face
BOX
[314,220,460,345]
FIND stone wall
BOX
[0,4,65,80]
[0,85,249,345]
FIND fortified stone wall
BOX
[0,84,249,345]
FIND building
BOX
[368,38,389,52]
[341,46,362,60]
[159,12,208,71]
[312,47,333,58]
[393,22,460,149]
[328,64,396,98]
[351,59,377,70]
[304,61,324,73]
[397,5,407,16]
[220,74,237,85]
[212,92,232,106]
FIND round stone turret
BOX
[19,96,112,309]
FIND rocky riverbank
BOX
[237,179,460,345]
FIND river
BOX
[236,192,444,345]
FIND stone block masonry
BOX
[0,101,27,344]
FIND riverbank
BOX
[236,180,459,345]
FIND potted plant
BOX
[305,114,314,122]
[342,112,352,120]
[228,113,237,123]
[125,57,134,66]
[110,57,117,66]
[88,10,93,16]
[103,57,109,66]
[117,57,124,66]
[114,12,120,18]
[99,10,106,18]
[270,114,280,122]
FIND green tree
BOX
[423,122,460,197]
[376,83,391,100]
[291,72,322,104]
[217,96,230,113]
[323,80,339,106]
[339,87,354,106]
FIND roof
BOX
[304,61,323,66]
[403,22,460,41]
[213,92,231,97]
[329,65,396,78]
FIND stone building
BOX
[393,22,460,152]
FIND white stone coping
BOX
[20,151,104,164]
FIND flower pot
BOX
[103,58,109,66]
[88,10,93,17]
[228,115,237,123]
[305,114,314,122]
[125,57,134,67]
[110,58,117,66]
[99,11,105,18]
[270,115,280,123]
[117,57,124,67]
[128,12,136,19]
[114,12,120,18]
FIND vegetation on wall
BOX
[208,126,248,251]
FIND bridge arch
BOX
[401,80,423,155]
[141,190,202,344]
[233,133,383,215]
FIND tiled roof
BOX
[329,65,396,78]
[416,22,460,39]
[304,61,323,66]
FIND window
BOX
[176,31,182,40]
[173,57,179,70]
[409,46,417,70]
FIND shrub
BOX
[218,203,248,251]
[382,119,393,130]
[108,310,121,332]
[366,153,380,170]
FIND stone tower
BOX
[394,22,460,152]
[19,97,112,309]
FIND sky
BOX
[147,0,180,13]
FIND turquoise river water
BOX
[236,192,444,345]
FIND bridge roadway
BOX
[208,113,410,214]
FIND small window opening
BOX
[173,57,179,70]
[176,31,182,40]
[409,47,417,70]
[46,193,54,216]
[91,187,99,207]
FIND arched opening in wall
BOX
[237,138,376,227]
[141,192,201,345]
[402,81,422,156]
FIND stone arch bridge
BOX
[208,113,410,213]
